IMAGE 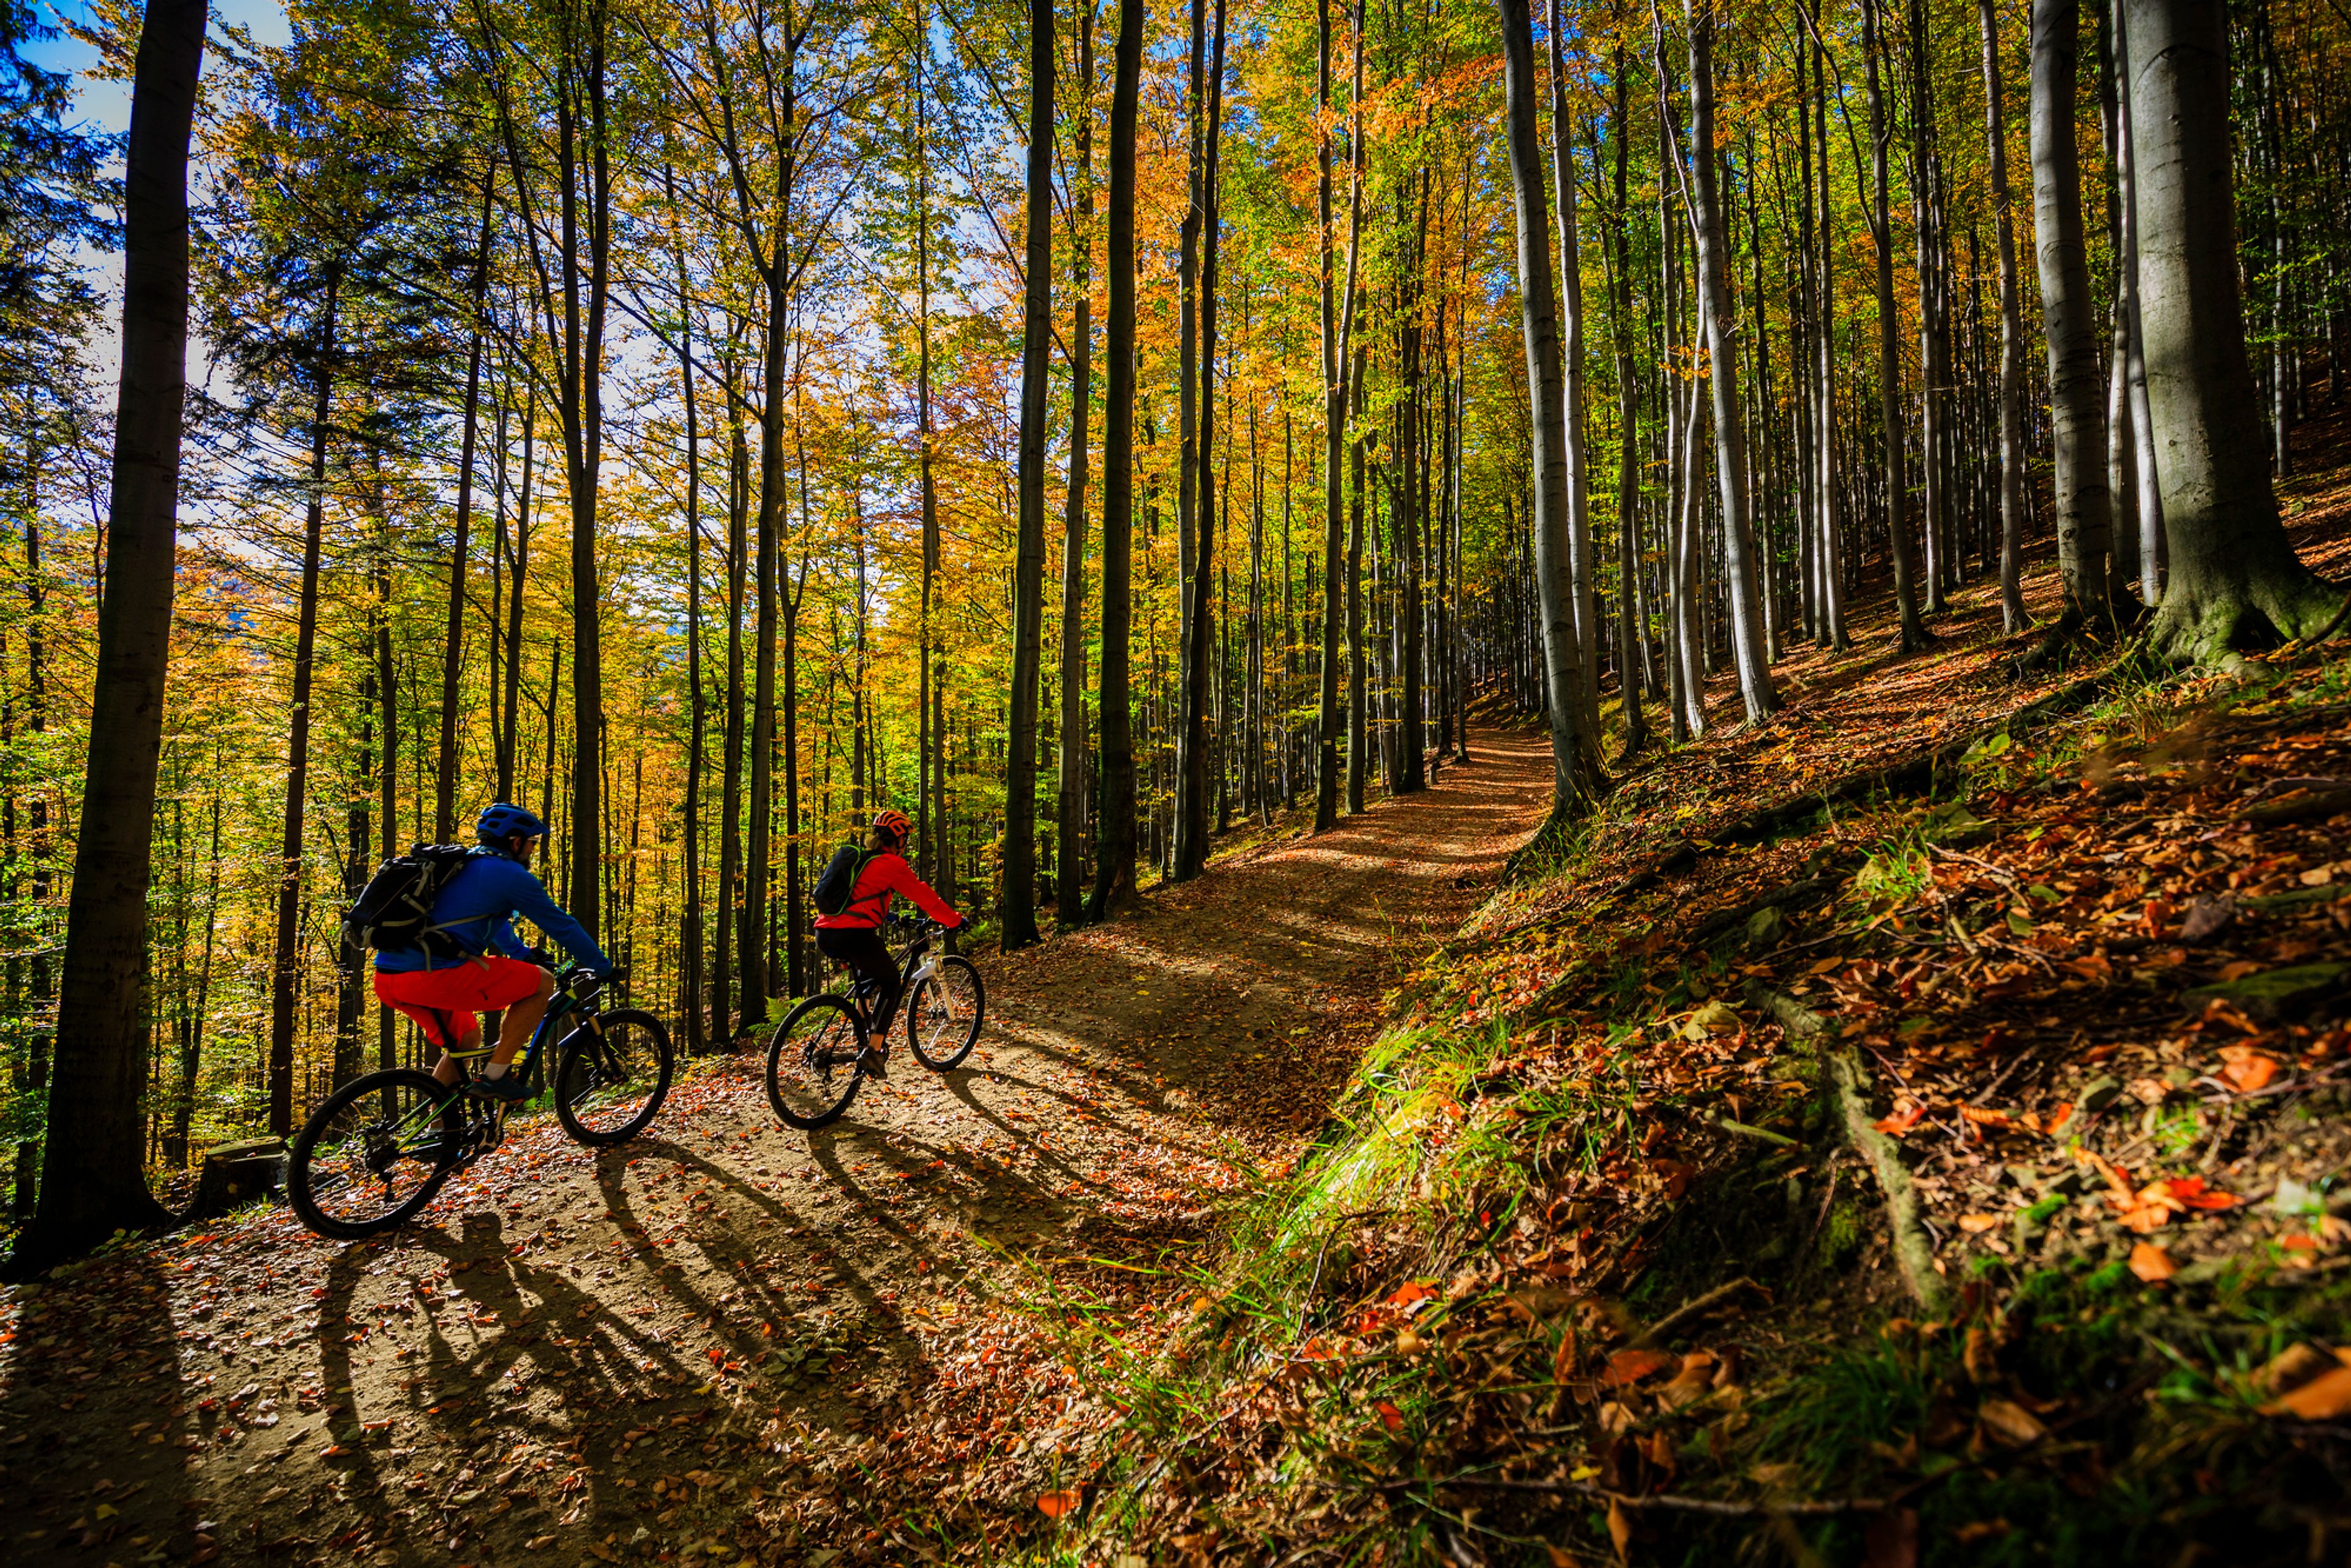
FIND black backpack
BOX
[343,843,476,956]
[812,842,876,917]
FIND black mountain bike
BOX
[287,964,672,1239]
[766,918,986,1130]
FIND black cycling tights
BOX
[816,926,901,1030]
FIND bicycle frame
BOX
[838,923,941,1028]
[427,970,605,1131]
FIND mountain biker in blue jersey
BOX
[372,803,612,1101]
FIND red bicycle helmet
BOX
[872,808,911,844]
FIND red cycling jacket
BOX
[814,850,962,931]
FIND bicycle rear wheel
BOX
[906,955,986,1071]
[287,1069,464,1240]
[555,1008,674,1146]
[766,994,867,1130]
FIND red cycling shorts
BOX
[372,956,546,1050]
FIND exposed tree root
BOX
[1744,981,1953,1316]
[2147,574,2348,668]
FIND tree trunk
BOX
[1057,0,1096,926]
[2031,0,2115,631]
[2129,0,2339,659]
[9,0,204,1272]
[1979,0,2031,632]
[1866,0,1932,651]
[1688,1,1776,723]
[1002,0,1056,948]
[1314,0,1363,835]
[673,204,706,1054]
[436,171,495,844]
[1086,0,1144,923]
[2112,0,2164,604]
[1606,59,1648,757]
[715,403,745,1037]
[1547,0,1599,743]
[268,275,336,1139]
[745,309,788,1019]
[498,391,534,800]
[1496,0,1595,825]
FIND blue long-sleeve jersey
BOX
[372,847,612,974]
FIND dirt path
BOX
[0,728,1550,1567]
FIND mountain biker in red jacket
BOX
[815,809,961,1076]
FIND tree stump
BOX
[188,1139,287,1220]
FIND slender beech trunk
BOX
[1314,0,1363,833]
[436,171,495,844]
[1688,0,1777,723]
[1057,0,1096,925]
[1979,0,2031,631]
[1606,58,1648,757]
[1172,0,1209,877]
[1346,353,1368,814]
[498,389,534,799]
[1865,0,1932,651]
[1812,29,1850,650]
[716,402,746,1036]
[269,272,337,1139]
[672,188,706,1054]
[1547,0,1599,745]
[2030,0,2115,632]
[1496,0,1594,826]
[1002,0,1056,947]
[2112,0,2164,604]
[10,0,204,1271]
[1086,0,1143,921]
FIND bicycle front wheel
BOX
[287,1069,465,1240]
[906,955,986,1071]
[555,1008,674,1146]
[766,994,867,1130]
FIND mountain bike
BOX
[766,918,986,1130]
[287,964,672,1240]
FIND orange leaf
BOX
[2218,1044,2279,1093]
[1373,1400,1404,1434]
[2128,1242,2177,1282]
[2218,959,2263,981]
[2042,1102,2074,1135]
[1602,1348,1676,1387]
[1035,1489,1082,1519]
[1551,1324,1579,1385]
[2262,1365,2351,1420]
[1960,1106,2022,1130]
[1607,1496,1632,1561]
[1387,1281,1439,1309]
[1652,1158,1694,1200]
[1873,1103,1927,1137]
[1957,1213,2003,1234]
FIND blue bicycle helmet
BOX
[475,802,548,846]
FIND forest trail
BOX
[0,727,1553,1567]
